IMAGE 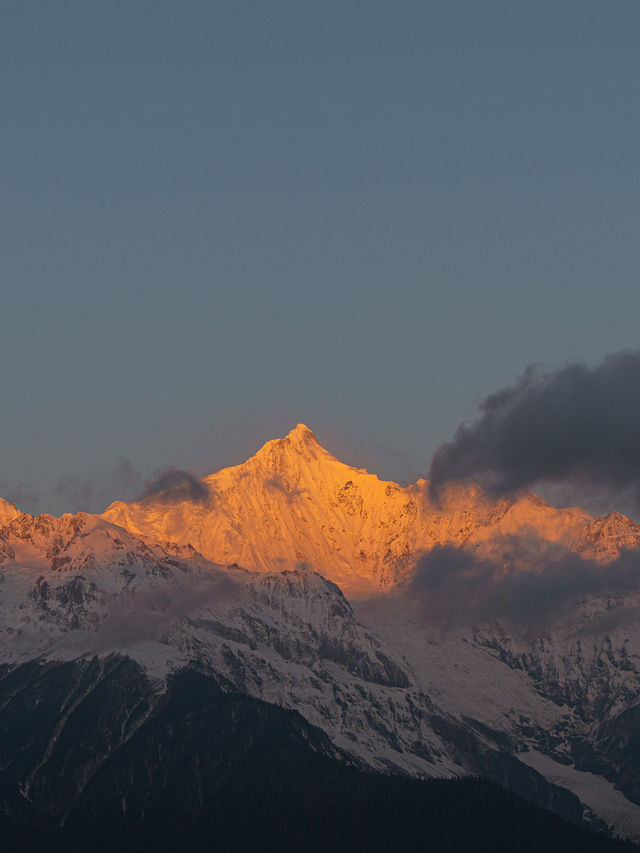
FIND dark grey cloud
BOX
[405,540,640,631]
[140,467,210,504]
[4,458,205,515]
[428,351,640,510]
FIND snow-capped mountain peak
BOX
[2,427,640,839]
[102,425,640,593]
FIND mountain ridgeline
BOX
[0,658,633,853]
[0,425,639,848]
[103,424,640,593]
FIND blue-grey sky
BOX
[2,1,640,514]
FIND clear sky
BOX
[2,1,640,514]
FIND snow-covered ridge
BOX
[2,427,640,838]
[1,503,639,837]
[101,424,640,594]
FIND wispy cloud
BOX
[0,482,40,513]
[92,570,243,649]
[51,456,143,514]
[264,476,304,498]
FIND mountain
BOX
[1,425,640,845]
[0,659,632,852]
[102,424,640,594]
[0,497,22,527]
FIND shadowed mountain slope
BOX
[0,659,633,853]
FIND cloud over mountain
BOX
[429,351,640,511]
[139,467,210,504]
[405,539,640,630]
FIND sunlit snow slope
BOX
[103,424,640,594]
